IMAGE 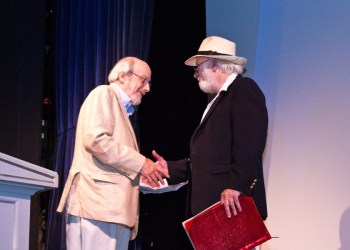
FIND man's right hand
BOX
[152,150,169,178]
[140,158,164,187]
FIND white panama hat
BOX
[184,36,247,66]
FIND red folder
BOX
[182,195,271,250]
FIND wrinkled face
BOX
[194,58,216,94]
[122,62,151,106]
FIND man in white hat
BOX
[153,35,268,220]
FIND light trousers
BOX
[66,214,131,250]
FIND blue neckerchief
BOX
[125,102,135,115]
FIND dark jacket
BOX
[168,75,268,219]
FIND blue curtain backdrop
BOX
[45,0,154,249]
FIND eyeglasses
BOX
[129,71,151,87]
[193,59,209,74]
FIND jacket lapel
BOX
[190,75,241,144]
[190,90,226,144]
[109,84,139,151]
[201,91,226,125]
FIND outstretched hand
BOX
[140,158,164,187]
[140,150,170,187]
[152,150,169,179]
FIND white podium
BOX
[0,152,58,250]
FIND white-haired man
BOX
[57,57,168,250]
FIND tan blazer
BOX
[57,83,145,239]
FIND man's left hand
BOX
[220,189,242,218]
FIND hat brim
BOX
[184,54,247,66]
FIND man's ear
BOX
[211,63,218,72]
[211,60,218,72]
[119,72,127,84]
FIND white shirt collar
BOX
[219,72,238,92]
[200,73,238,123]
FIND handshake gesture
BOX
[140,150,169,188]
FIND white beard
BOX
[198,71,216,94]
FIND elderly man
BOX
[57,57,168,250]
[154,36,268,221]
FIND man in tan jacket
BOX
[57,57,168,250]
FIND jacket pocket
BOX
[91,173,123,184]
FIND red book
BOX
[182,195,271,250]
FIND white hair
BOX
[208,58,244,75]
[108,57,136,83]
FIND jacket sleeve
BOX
[229,78,268,194]
[168,158,190,184]
[79,86,145,180]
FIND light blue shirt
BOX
[111,83,134,116]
